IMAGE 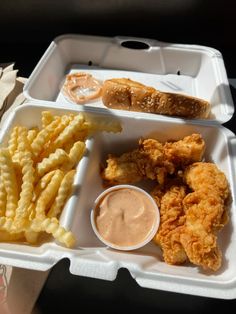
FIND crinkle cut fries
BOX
[0,110,122,247]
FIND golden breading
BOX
[180,162,229,271]
[164,133,205,167]
[152,183,187,265]
[180,190,225,271]
[184,162,229,200]
[102,134,205,186]
[102,150,143,186]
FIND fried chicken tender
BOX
[152,182,188,265]
[102,134,205,186]
[136,138,173,184]
[164,133,205,167]
[180,162,230,271]
[184,162,229,200]
[102,138,168,185]
[102,150,143,185]
[151,162,229,271]
[180,190,225,271]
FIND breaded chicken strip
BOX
[180,190,225,271]
[180,162,230,271]
[164,133,205,167]
[136,138,173,184]
[102,134,205,186]
[184,162,229,200]
[101,150,143,185]
[152,183,188,265]
[102,138,168,186]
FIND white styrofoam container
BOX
[23,34,234,124]
[0,102,236,299]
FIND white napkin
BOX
[0,63,27,123]
[0,265,49,314]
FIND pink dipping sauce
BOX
[94,187,159,248]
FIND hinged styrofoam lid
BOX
[23,34,235,124]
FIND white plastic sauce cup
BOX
[90,184,160,251]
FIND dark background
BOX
[1,0,236,78]
[0,0,236,313]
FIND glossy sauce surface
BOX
[94,188,158,247]
[63,72,102,104]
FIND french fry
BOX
[61,141,85,171]
[0,172,7,217]
[27,202,36,221]
[38,114,75,161]
[68,141,85,166]
[82,113,122,133]
[36,148,69,177]
[72,129,89,142]
[27,128,39,145]
[11,126,27,163]
[31,217,76,248]
[47,170,76,218]
[33,170,57,202]
[62,139,74,154]
[17,126,30,152]
[0,148,19,218]
[14,151,35,229]
[24,230,39,244]
[41,111,54,128]
[34,169,64,220]
[50,114,74,141]
[52,114,85,149]
[0,217,14,232]
[31,116,61,157]
[8,126,18,156]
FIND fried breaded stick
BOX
[180,190,224,271]
[180,162,230,271]
[101,150,143,186]
[184,162,229,200]
[102,134,205,186]
[152,182,188,265]
[164,133,205,167]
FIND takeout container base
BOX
[0,102,236,299]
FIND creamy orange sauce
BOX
[94,188,158,247]
[63,72,102,104]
